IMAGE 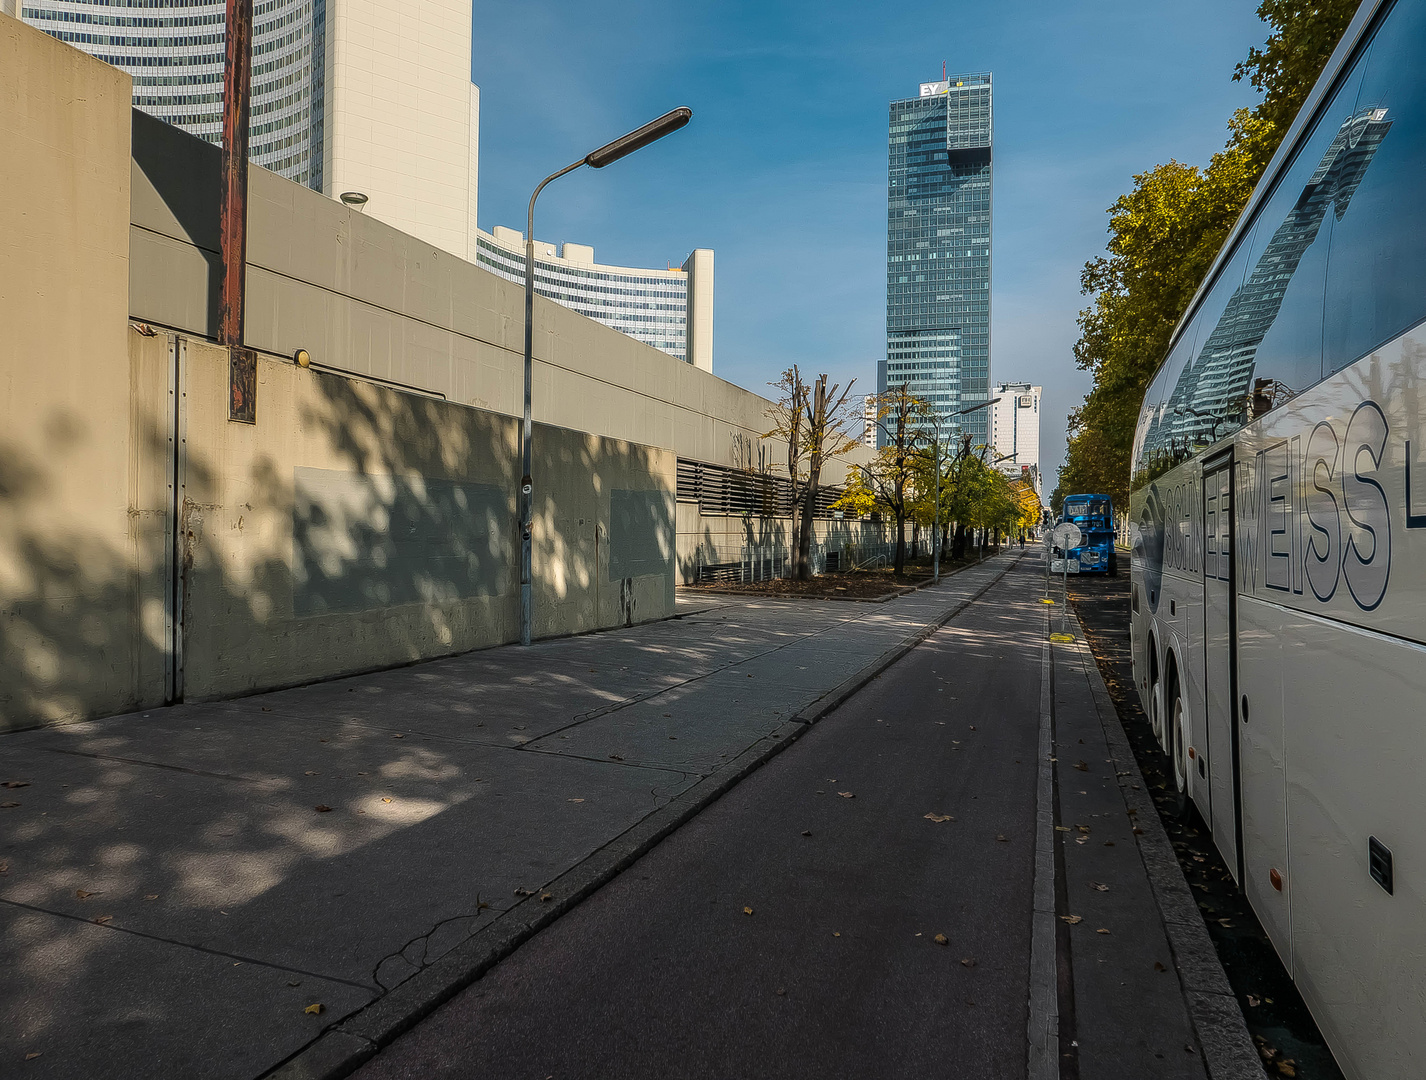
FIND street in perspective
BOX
[2,0,1421,1076]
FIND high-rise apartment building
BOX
[478,227,714,370]
[990,381,1041,495]
[881,71,992,447]
[13,0,480,260]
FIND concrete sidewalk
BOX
[0,555,1015,1079]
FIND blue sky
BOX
[471,0,1270,485]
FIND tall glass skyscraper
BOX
[881,71,993,446]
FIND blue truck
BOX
[1054,493,1117,575]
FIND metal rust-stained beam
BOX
[219,0,251,347]
[220,0,256,420]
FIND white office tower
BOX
[863,394,878,448]
[17,0,480,261]
[990,382,1041,494]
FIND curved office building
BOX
[476,226,714,371]
[18,0,324,187]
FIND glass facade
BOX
[475,233,692,362]
[881,71,993,446]
[22,0,326,188]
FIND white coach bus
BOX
[1129,1,1426,1075]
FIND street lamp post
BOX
[931,397,1000,584]
[519,107,692,646]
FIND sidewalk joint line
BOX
[0,895,379,992]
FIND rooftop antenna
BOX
[942,60,946,81]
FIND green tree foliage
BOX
[1061,1,1355,506]
[1235,0,1363,138]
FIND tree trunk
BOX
[952,522,966,561]
[893,512,906,574]
[795,480,816,580]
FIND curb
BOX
[264,555,1021,1080]
[1059,620,1263,1080]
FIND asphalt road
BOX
[351,557,1201,1080]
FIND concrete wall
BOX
[126,114,867,487]
[0,15,136,729]
[168,340,673,702]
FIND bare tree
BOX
[765,367,811,571]
[793,374,858,580]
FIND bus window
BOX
[1324,3,1426,375]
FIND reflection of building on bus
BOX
[1136,102,1392,477]
[1129,2,1426,1076]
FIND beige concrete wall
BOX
[173,341,673,702]
[323,0,475,260]
[0,15,137,730]
[126,118,870,490]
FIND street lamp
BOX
[519,107,693,646]
[931,397,1000,584]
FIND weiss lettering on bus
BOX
[1236,401,1394,611]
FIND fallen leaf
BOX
[1132,827,1144,835]
[609,754,625,762]
[1089,882,1109,892]
[381,797,393,804]
[0,862,8,873]
[478,900,491,911]
[569,798,585,803]
[143,895,159,901]
[1096,928,1110,934]
[540,892,553,902]
[1277,1065,1297,1078]
[1154,962,1167,973]
[960,957,977,967]
[391,733,404,739]
[1247,994,1261,1007]
[775,987,786,996]
[1054,825,1071,832]
[93,915,113,925]
[74,889,98,900]
[314,805,333,813]
[261,707,272,712]
[995,834,1008,842]
[800,830,812,837]
[933,933,949,946]
[1073,761,1088,771]
[837,792,854,799]
[744,906,754,915]
[288,981,302,987]
[924,813,953,823]
[304,771,317,776]
[304,1003,324,1015]
[24,1052,41,1060]
[1060,915,1082,924]
[1,802,19,809]
[514,887,535,896]
[833,932,841,937]
[1104,841,1115,847]
[2,781,29,789]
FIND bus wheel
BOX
[1166,670,1194,822]
[1149,671,1164,743]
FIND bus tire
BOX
[1165,667,1194,823]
